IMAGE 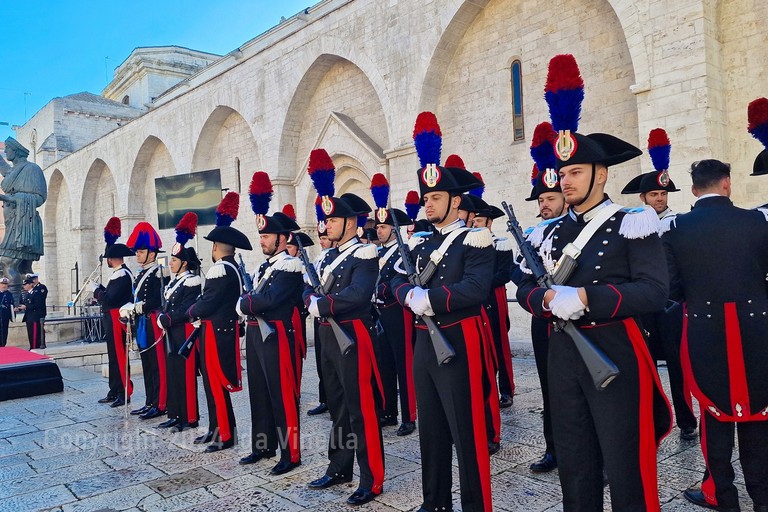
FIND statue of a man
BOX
[0,137,47,300]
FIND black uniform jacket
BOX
[376,240,401,307]
[239,251,304,323]
[188,255,244,387]
[134,264,167,314]
[663,195,768,421]
[162,271,201,344]
[302,238,378,323]
[95,265,134,311]
[391,220,495,327]
[22,285,46,322]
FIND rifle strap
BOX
[319,242,362,291]
[133,264,159,302]
[220,260,244,293]
[417,227,468,285]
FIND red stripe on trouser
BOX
[150,312,168,411]
[724,303,751,418]
[479,309,500,443]
[461,317,493,512]
[352,320,385,493]
[110,309,133,397]
[624,318,672,512]
[203,321,241,442]
[494,286,515,394]
[291,307,305,393]
[184,323,198,423]
[32,322,38,349]
[680,305,695,415]
[402,308,417,422]
[699,406,718,506]
[277,321,300,462]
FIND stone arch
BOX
[43,169,72,306]
[191,105,259,195]
[80,158,118,273]
[277,50,390,182]
[128,135,178,218]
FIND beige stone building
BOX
[9,0,768,338]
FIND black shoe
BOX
[379,416,398,427]
[110,396,129,408]
[307,403,328,416]
[530,453,557,473]
[98,395,117,404]
[499,394,514,408]
[683,488,739,511]
[270,459,301,475]
[488,442,500,455]
[204,439,235,453]
[186,421,199,429]
[131,405,151,416]
[396,422,416,436]
[680,426,698,440]
[169,424,185,433]
[194,432,215,444]
[239,449,276,465]
[308,474,353,489]
[139,408,164,420]
[346,488,380,506]
[158,418,179,429]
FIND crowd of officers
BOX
[88,65,768,512]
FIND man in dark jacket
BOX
[18,276,45,349]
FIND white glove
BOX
[118,302,134,319]
[134,301,144,315]
[235,298,244,317]
[88,282,100,293]
[308,296,321,318]
[408,287,434,317]
[191,319,201,329]
[156,316,165,330]
[549,285,587,321]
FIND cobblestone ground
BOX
[0,350,755,511]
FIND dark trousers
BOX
[313,318,327,404]
[699,409,768,508]
[549,322,666,512]
[531,317,555,455]
[166,325,198,424]
[0,313,10,347]
[245,320,300,463]
[105,310,131,398]
[26,320,43,349]
[200,328,237,443]
[487,289,515,397]
[318,320,384,493]
[377,304,417,423]
[414,316,492,512]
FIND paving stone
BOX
[206,473,270,498]
[0,462,36,482]
[60,483,156,512]
[138,487,218,512]
[0,460,113,499]
[0,484,77,512]
[145,467,223,498]
[28,445,116,472]
[0,452,31,467]
[184,487,304,512]
[68,465,166,499]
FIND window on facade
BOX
[511,60,524,141]
[235,157,241,193]
[122,95,130,105]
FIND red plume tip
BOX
[176,212,198,233]
[217,192,240,219]
[748,98,768,132]
[413,111,442,138]
[308,148,335,174]
[531,164,540,183]
[104,217,121,236]
[545,54,584,92]
[532,122,556,146]
[371,173,389,187]
[647,128,670,149]
[248,171,273,195]
[282,204,296,221]
[472,172,484,184]
[445,154,466,169]
[405,190,420,204]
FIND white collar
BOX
[435,219,465,235]
[338,237,360,251]
[382,239,397,248]
[695,193,725,203]
[657,207,674,219]
[268,250,289,264]
[570,198,614,223]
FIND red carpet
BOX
[0,347,63,401]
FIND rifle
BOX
[158,265,173,355]
[501,201,619,390]
[294,234,355,356]
[238,254,275,343]
[389,209,456,366]
[178,323,199,359]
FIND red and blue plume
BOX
[748,97,768,149]
[308,148,336,197]
[357,215,368,228]
[175,212,198,246]
[404,190,421,220]
[413,112,442,168]
[216,192,240,227]
[530,122,558,173]
[445,154,465,169]
[544,54,584,133]
[248,171,273,216]
[126,222,162,251]
[647,128,671,171]
[469,172,485,198]
[530,164,540,186]
[104,217,121,246]
[282,204,296,221]
[314,195,325,222]
[370,173,390,209]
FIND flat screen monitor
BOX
[155,169,222,229]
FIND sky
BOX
[0,0,314,142]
